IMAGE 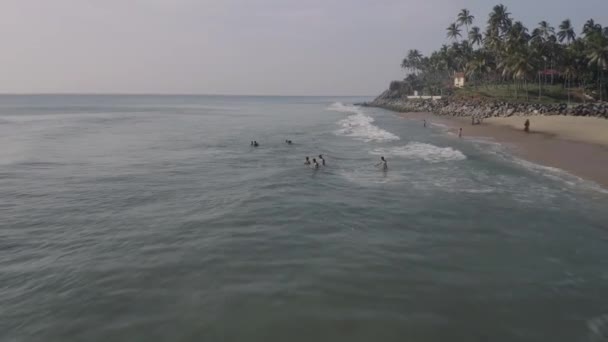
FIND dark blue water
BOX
[1,95,608,342]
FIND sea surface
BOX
[1,95,608,342]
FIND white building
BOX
[454,72,466,88]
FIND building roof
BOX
[538,69,560,76]
[454,72,465,78]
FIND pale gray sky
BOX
[1,0,607,95]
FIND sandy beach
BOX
[400,112,608,189]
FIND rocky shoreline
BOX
[363,89,608,119]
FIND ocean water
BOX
[1,95,608,342]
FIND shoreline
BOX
[399,112,608,189]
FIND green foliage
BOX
[454,84,580,104]
[399,4,608,102]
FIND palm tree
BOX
[532,21,556,84]
[586,33,608,101]
[438,44,454,77]
[446,23,462,41]
[568,38,591,102]
[583,19,602,36]
[466,51,492,88]
[403,49,424,75]
[488,4,512,36]
[483,25,502,55]
[401,57,411,73]
[534,21,555,41]
[558,19,576,44]
[459,40,474,68]
[509,21,530,43]
[503,48,536,100]
[469,26,483,47]
[457,9,475,35]
[562,48,579,104]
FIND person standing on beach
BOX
[524,119,530,132]
[458,128,463,138]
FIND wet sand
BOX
[401,112,608,189]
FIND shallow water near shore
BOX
[1,95,608,342]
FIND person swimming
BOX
[375,156,388,171]
[253,141,259,147]
[304,156,311,165]
[251,141,254,146]
[286,140,293,144]
[458,128,463,138]
[423,119,427,128]
[318,154,325,166]
[312,158,320,169]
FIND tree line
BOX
[399,4,608,102]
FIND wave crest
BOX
[328,102,399,142]
[370,143,466,163]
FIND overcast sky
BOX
[1,0,607,95]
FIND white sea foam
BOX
[370,142,466,163]
[513,157,608,195]
[328,102,400,142]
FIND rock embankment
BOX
[365,90,608,119]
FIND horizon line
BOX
[0,92,376,97]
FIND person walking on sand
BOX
[524,119,530,132]
[375,156,388,171]
[458,128,463,138]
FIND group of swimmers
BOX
[251,139,388,171]
[304,154,327,169]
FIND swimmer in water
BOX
[458,128,462,138]
[312,158,320,169]
[304,156,311,165]
[423,119,427,128]
[375,156,388,171]
[253,141,259,147]
[318,154,325,166]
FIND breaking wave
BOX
[328,102,400,142]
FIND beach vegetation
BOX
[399,4,608,103]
